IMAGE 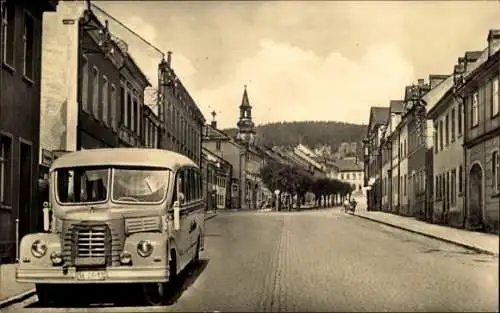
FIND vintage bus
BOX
[16,148,206,306]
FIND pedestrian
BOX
[343,198,350,213]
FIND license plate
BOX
[75,271,106,281]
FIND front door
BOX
[468,163,483,230]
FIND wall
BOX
[39,2,82,157]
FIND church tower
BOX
[236,85,256,146]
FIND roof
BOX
[369,107,390,126]
[425,75,454,116]
[50,148,197,171]
[240,85,251,108]
[389,100,405,113]
[334,158,363,172]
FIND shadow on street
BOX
[25,259,209,308]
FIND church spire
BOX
[236,85,255,146]
[240,85,251,108]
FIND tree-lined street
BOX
[5,207,498,312]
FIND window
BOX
[133,97,139,134]
[56,168,110,203]
[110,84,117,132]
[126,91,132,129]
[91,67,99,118]
[0,136,12,205]
[458,103,463,135]
[216,140,221,151]
[435,176,439,199]
[434,122,438,154]
[472,91,479,127]
[102,76,109,125]
[493,77,499,117]
[451,108,456,142]
[144,119,150,147]
[23,13,35,79]
[404,174,407,196]
[439,120,444,150]
[445,114,449,146]
[458,164,463,194]
[135,99,141,136]
[120,84,126,126]
[81,57,89,112]
[2,2,15,66]
[493,151,499,193]
[451,169,456,206]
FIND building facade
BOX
[458,30,500,233]
[201,147,232,211]
[364,107,390,211]
[0,0,59,262]
[427,73,466,227]
[404,80,432,219]
[158,53,205,165]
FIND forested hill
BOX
[222,121,367,150]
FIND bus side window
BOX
[189,169,196,202]
[175,170,185,204]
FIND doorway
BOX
[468,163,483,230]
[18,141,33,238]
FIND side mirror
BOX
[173,200,180,231]
[42,202,51,232]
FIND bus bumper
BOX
[16,266,169,284]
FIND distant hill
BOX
[222,121,367,152]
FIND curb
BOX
[0,288,36,309]
[353,213,498,256]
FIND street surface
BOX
[4,208,498,312]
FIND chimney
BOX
[417,79,425,87]
[167,51,172,67]
[487,29,500,57]
[429,74,448,89]
[210,110,217,129]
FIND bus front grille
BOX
[62,222,122,267]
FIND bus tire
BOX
[193,236,201,265]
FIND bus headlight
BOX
[120,251,132,265]
[31,240,47,258]
[137,240,153,257]
[50,251,63,265]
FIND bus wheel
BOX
[193,236,201,264]
[142,282,167,306]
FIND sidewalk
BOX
[353,210,499,256]
[0,263,35,308]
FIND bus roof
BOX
[49,148,198,172]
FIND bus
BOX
[16,148,205,306]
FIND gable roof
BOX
[367,107,390,135]
[390,100,405,113]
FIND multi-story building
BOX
[387,100,405,214]
[336,158,364,195]
[427,71,471,227]
[39,3,152,155]
[0,0,59,262]
[364,106,389,211]
[397,105,409,216]
[201,146,232,211]
[143,105,161,148]
[203,88,265,210]
[380,125,392,211]
[158,52,205,165]
[457,29,500,233]
[404,80,432,219]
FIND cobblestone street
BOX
[5,209,499,312]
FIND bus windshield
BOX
[112,168,171,203]
[55,166,171,204]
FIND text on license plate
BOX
[76,271,106,281]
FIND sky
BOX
[93,0,500,129]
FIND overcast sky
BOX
[95,1,500,129]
